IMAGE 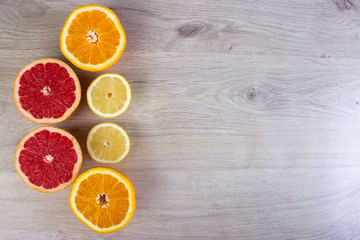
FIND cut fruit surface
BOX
[14,58,81,124]
[87,73,131,118]
[69,167,135,233]
[87,122,130,164]
[60,5,126,71]
[14,126,82,193]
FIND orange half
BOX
[69,167,136,233]
[60,5,126,72]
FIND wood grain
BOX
[1,0,360,239]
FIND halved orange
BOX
[69,167,136,233]
[14,58,81,124]
[60,5,126,72]
[15,126,82,193]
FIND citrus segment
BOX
[14,126,82,193]
[69,167,135,233]
[87,122,130,164]
[14,58,81,124]
[87,73,131,118]
[60,5,126,71]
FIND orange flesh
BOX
[66,10,120,65]
[74,173,129,228]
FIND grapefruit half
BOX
[15,126,82,193]
[14,58,81,124]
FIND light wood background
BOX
[1,0,360,239]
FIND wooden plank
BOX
[1,0,360,239]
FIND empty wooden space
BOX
[1,0,360,239]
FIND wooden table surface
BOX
[1,0,360,239]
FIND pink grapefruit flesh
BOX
[14,126,82,193]
[14,58,81,124]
